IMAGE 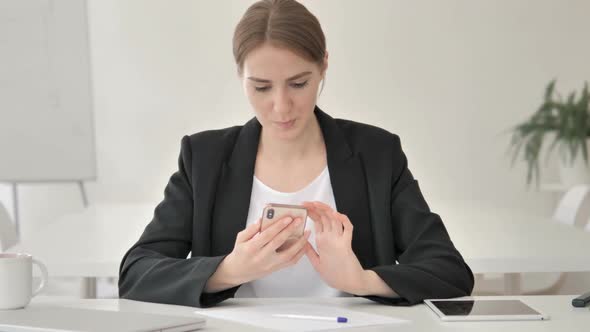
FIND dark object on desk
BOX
[572,291,590,307]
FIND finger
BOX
[252,216,293,247]
[306,208,323,233]
[311,217,323,234]
[308,203,329,232]
[311,202,335,233]
[319,210,332,233]
[339,212,354,240]
[330,211,343,236]
[304,204,322,230]
[291,235,312,264]
[265,218,304,252]
[304,242,320,271]
[236,218,261,243]
[312,201,335,213]
[278,230,310,265]
[288,244,308,266]
[301,201,316,210]
[306,201,334,215]
[303,202,318,216]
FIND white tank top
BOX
[234,166,349,298]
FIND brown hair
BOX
[232,0,327,78]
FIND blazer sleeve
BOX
[118,135,239,308]
[366,137,474,306]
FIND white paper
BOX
[194,303,408,331]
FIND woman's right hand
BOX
[204,216,310,292]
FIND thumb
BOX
[304,242,320,270]
[236,218,261,243]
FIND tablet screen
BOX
[430,300,541,316]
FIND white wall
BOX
[2,0,590,294]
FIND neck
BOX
[258,116,324,164]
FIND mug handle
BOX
[32,258,49,297]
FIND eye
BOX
[291,81,309,89]
[254,86,270,92]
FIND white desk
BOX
[8,203,590,296]
[1,296,587,331]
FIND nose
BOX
[272,86,292,114]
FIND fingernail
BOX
[284,217,293,224]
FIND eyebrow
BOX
[247,71,312,83]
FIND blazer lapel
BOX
[210,117,261,256]
[210,107,376,269]
[316,108,376,268]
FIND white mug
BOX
[0,253,48,310]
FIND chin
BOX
[272,127,301,141]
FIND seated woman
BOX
[119,0,473,308]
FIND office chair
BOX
[473,185,590,296]
[521,184,590,295]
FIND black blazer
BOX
[119,106,474,308]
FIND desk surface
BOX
[8,203,590,278]
[3,295,586,332]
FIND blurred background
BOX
[1,0,590,299]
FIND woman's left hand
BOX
[301,201,369,295]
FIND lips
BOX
[274,119,295,129]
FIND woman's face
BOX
[241,43,327,142]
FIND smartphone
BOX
[261,203,308,239]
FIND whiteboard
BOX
[0,0,96,182]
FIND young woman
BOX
[119,0,473,308]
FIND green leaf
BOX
[545,79,556,102]
[508,79,590,186]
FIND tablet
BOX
[424,298,549,321]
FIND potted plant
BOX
[509,80,590,187]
